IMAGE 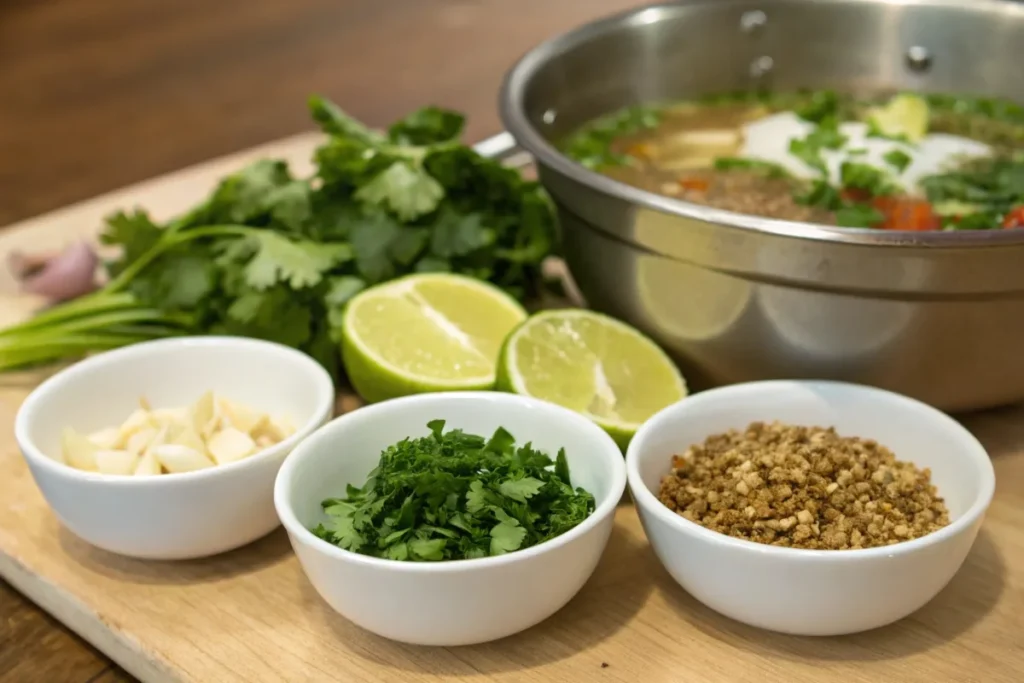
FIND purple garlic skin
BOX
[8,241,100,302]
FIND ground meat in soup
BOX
[604,166,835,223]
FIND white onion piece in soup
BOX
[650,128,743,170]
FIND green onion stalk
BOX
[0,224,251,372]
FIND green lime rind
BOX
[496,308,687,450]
[341,273,528,404]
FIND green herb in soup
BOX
[311,420,595,561]
[563,90,1024,231]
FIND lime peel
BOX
[341,273,527,403]
[497,309,687,448]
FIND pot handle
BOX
[473,131,527,163]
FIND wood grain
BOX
[0,132,1024,682]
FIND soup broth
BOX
[563,91,1024,231]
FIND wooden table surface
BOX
[0,1,643,680]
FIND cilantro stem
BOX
[105,225,253,292]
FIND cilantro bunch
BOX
[0,97,556,377]
[312,420,596,561]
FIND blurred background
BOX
[0,0,643,227]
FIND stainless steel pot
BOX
[500,0,1024,412]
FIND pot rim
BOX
[498,0,1024,249]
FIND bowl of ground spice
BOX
[626,380,995,636]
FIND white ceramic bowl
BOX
[275,391,626,646]
[626,380,995,636]
[15,337,335,560]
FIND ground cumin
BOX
[658,421,950,550]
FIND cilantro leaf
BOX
[414,257,450,273]
[313,421,595,561]
[788,123,847,176]
[220,286,314,348]
[835,204,884,228]
[207,159,295,224]
[324,275,366,309]
[555,449,571,486]
[101,210,165,277]
[430,209,493,258]
[484,426,515,454]
[349,212,403,283]
[389,228,429,266]
[490,517,527,555]
[355,161,444,221]
[309,95,385,146]
[883,149,913,173]
[408,537,447,561]
[265,181,313,232]
[498,477,545,503]
[840,162,897,197]
[323,275,366,341]
[795,90,840,123]
[151,252,217,309]
[244,232,353,290]
[388,107,465,145]
[789,137,828,175]
[427,419,447,440]
[318,504,364,551]
[795,179,843,210]
[465,480,489,513]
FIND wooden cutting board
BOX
[1,134,1023,683]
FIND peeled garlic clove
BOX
[252,415,293,444]
[87,427,121,450]
[190,391,216,437]
[150,407,187,427]
[218,397,262,433]
[118,408,154,444]
[134,451,162,476]
[142,424,171,455]
[154,444,215,473]
[95,450,139,476]
[61,427,97,470]
[167,423,206,455]
[125,427,157,456]
[207,427,257,465]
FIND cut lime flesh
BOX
[342,274,527,403]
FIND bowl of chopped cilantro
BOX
[274,391,626,645]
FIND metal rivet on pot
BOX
[749,55,774,78]
[905,46,932,72]
[542,109,557,125]
[740,10,767,35]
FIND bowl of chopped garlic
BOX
[626,380,996,636]
[15,336,334,559]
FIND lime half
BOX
[342,274,527,403]
[497,309,687,449]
